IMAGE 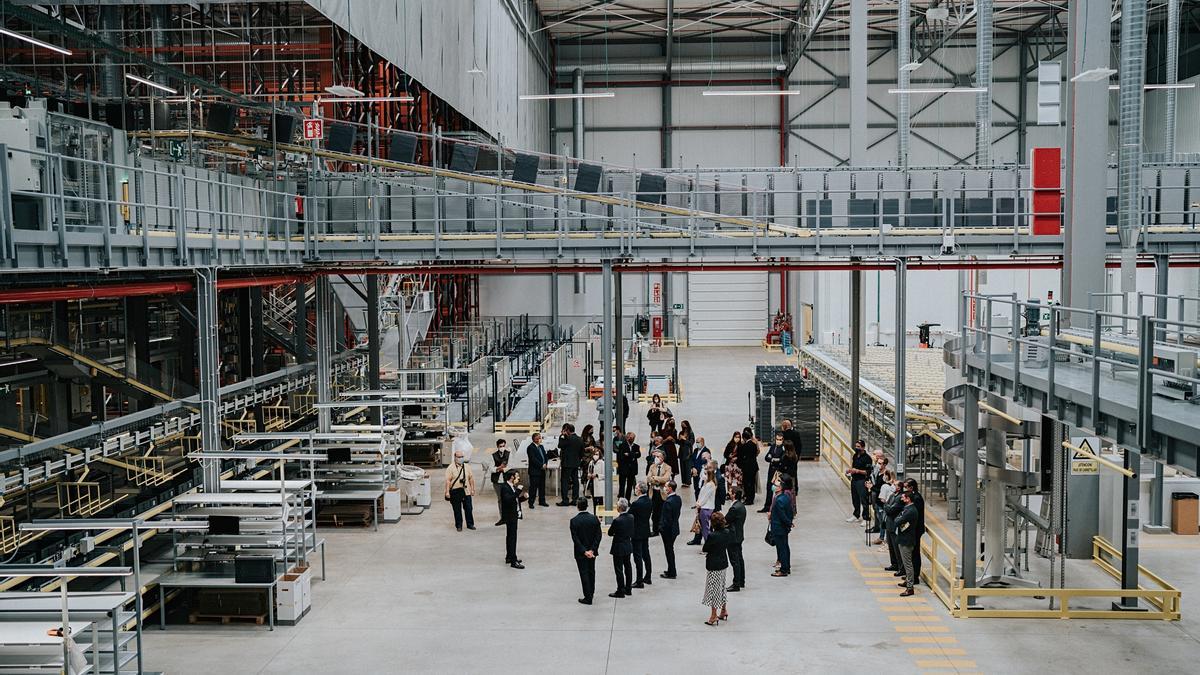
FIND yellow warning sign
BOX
[1071,437,1099,475]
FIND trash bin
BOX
[1171,492,1199,535]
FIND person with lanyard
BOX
[845,439,873,523]
[646,449,672,537]
[490,439,511,527]
[759,432,787,513]
[444,450,476,532]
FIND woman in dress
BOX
[701,511,732,625]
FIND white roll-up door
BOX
[686,272,769,346]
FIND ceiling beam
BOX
[785,0,836,77]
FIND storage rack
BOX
[753,366,820,459]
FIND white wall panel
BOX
[675,130,780,168]
[687,272,769,346]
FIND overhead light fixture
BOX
[0,27,72,56]
[1071,67,1117,82]
[519,92,615,100]
[125,73,177,94]
[899,61,924,73]
[319,95,414,103]
[887,87,987,95]
[468,66,485,75]
[701,90,801,97]
[324,85,365,97]
[1107,83,1197,90]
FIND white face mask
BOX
[654,457,662,465]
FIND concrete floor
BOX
[143,348,1200,674]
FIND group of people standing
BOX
[848,441,928,596]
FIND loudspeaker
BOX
[270,113,298,143]
[636,173,667,204]
[326,123,356,154]
[448,143,479,173]
[573,163,603,193]
[234,555,275,583]
[208,515,240,535]
[206,103,236,134]
[105,102,136,131]
[388,133,417,164]
[511,153,540,184]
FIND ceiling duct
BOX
[555,57,786,76]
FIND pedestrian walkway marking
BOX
[889,615,943,622]
[895,624,951,633]
[902,636,958,645]
[909,648,967,656]
[916,660,977,669]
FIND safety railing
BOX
[1092,535,1182,619]
[919,526,960,613]
[952,586,1181,620]
[820,419,853,488]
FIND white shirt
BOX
[589,458,606,491]
[878,483,895,504]
[697,481,716,510]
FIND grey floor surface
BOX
[143,347,1200,674]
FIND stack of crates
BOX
[754,366,820,459]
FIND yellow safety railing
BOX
[820,420,853,488]
[920,526,961,613]
[1092,535,1181,619]
[952,586,1180,620]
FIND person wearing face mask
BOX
[646,450,673,537]
[659,480,682,579]
[607,498,634,598]
[491,439,511,527]
[444,450,476,532]
[690,445,710,500]
[628,482,653,587]
[569,497,602,604]
[759,433,787,513]
[616,431,641,501]
[499,470,525,569]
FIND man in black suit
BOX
[904,478,926,583]
[628,483,653,587]
[617,431,641,501]
[557,423,583,506]
[895,490,920,596]
[526,433,549,509]
[659,480,682,579]
[780,419,803,459]
[569,497,602,605]
[607,498,634,598]
[725,487,747,591]
[499,470,525,569]
[491,438,511,526]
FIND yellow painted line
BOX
[909,648,968,656]
[877,596,932,604]
[848,550,865,571]
[889,615,944,623]
[902,636,959,645]
[895,625,951,633]
[861,572,897,577]
[915,660,977,669]
[866,580,899,586]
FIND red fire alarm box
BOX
[1031,147,1062,235]
[651,316,663,345]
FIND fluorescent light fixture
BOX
[519,92,615,100]
[324,85,364,97]
[468,66,485,75]
[701,90,801,97]
[1070,67,1117,82]
[320,95,413,103]
[0,358,36,368]
[899,61,924,73]
[1107,83,1197,90]
[125,73,177,94]
[20,519,206,532]
[0,27,72,56]
[888,87,987,95]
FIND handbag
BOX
[689,515,701,534]
[764,527,776,546]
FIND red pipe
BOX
[216,275,310,290]
[0,281,193,305]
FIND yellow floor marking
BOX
[895,625,951,633]
[902,636,958,645]
[915,660,977,669]
[866,580,899,585]
[889,615,944,622]
[909,648,968,656]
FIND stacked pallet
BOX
[753,366,820,459]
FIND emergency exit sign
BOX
[303,119,324,140]
[671,303,684,310]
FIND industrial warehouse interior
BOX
[0,0,1199,673]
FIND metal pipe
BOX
[601,260,614,508]
[572,69,585,160]
[0,281,193,305]
[894,258,907,475]
[1165,0,1180,158]
[962,384,980,605]
[555,57,786,75]
[975,0,994,164]
[850,267,863,442]
[1116,0,1148,290]
[897,0,912,168]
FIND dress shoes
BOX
[456,526,462,532]
[578,598,592,605]
[726,585,741,592]
[642,578,652,585]
[608,591,626,598]
[660,572,676,579]
[494,520,504,527]
[466,525,476,530]
[509,562,525,569]
[899,588,914,597]
[632,581,645,589]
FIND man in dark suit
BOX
[615,431,640,501]
[499,470,524,569]
[557,423,583,506]
[658,480,682,579]
[526,433,549,508]
[895,490,920,596]
[780,419,803,459]
[607,498,634,598]
[569,497,602,604]
[904,478,926,583]
[628,483,653,587]
[620,392,630,430]
[725,487,747,591]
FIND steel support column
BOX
[124,297,150,412]
[367,274,381,424]
[573,69,585,159]
[1146,254,1169,532]
[614,269,624,430]
[975,0,994,164]
[51,302,71,435]
[601,260,614,508]
[850,268,863,442]
[294,281,309,361]
[550,272,560,336]
[897,0,912,168]
[894,259,907,474]
[1165,0,1180,157]
[849,0,868,165]
[1118,448,1142,609]
[196,268,221,492]
[661,0,674,168]
[315,275,334,432]
[1062,0,1112,328]
[961,384,980,605]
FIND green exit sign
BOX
[672,303,684,310]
